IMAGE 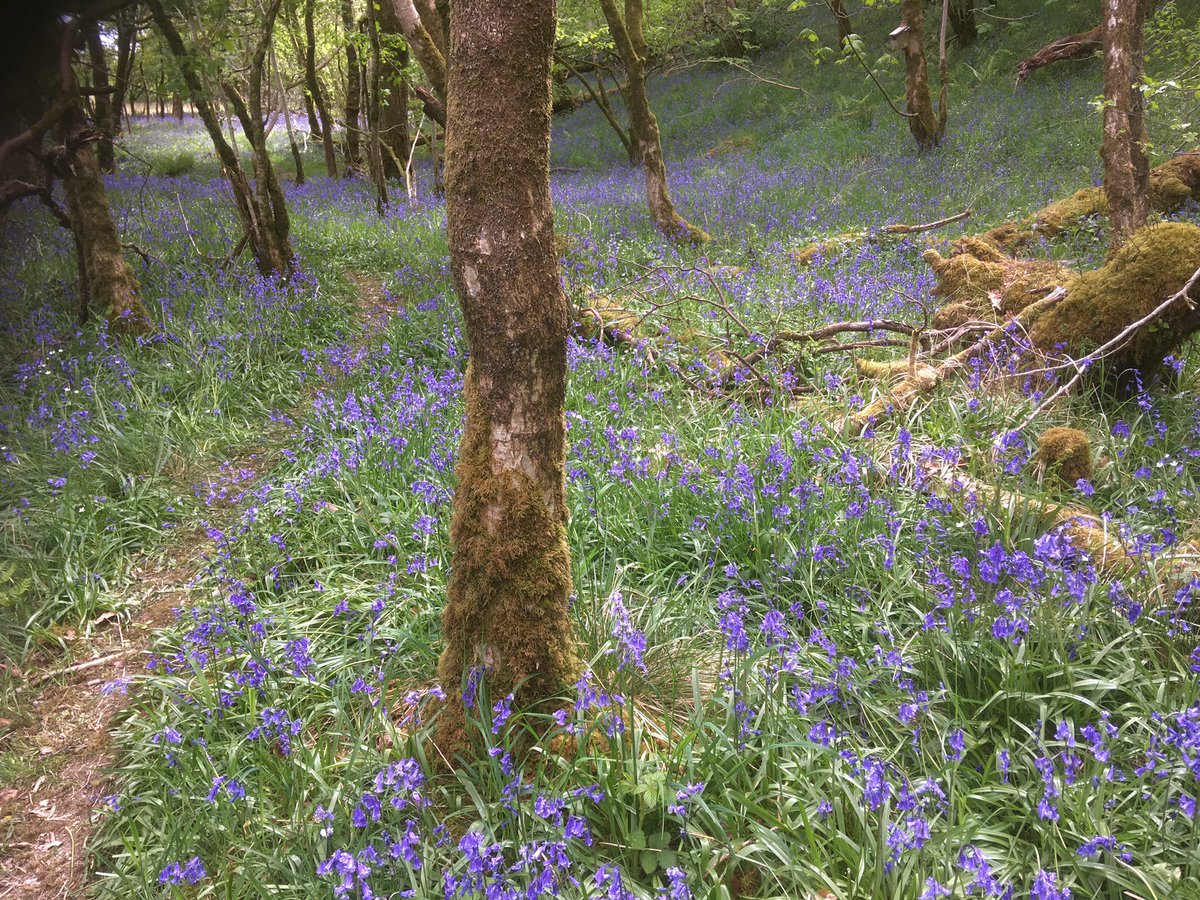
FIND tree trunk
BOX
[375,0,412,180]
[172,92,184,119]
[391,0,448,105]
[112,12,136,136]
[84,23,116,172]
[894,0,945,151]
[438,0,577,752]
[599,0,709,244]
[1101,0,1149,254]
[949,0,976,47]
[827,0,853,47]
[56,27,151,335]
[305,0,338,177]
[364,0,389,211]
[271,44,305,184]
[340,0,362,171]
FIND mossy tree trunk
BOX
[375,0,411,179]
[149,0,293,277]
[364,0,389,211]
[391,0,447,106]
[56,20,151,335]
[894,0,946,152]
[305,0,339,178]
[599,0,709,244]
[1101,0,1149,254]
[438,0,577,753]
[340,0,362,172]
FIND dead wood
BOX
[1016,24,1101,83]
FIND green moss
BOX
[1030,222,1200,388]
[436,374,578,756]
[923,248,1067,317]
[1036,427,1094,488]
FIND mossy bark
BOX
[439,0,578,754]
[599,0,710,244]
[393,0,448,106]
[1101,0,1149,253]
[896,0,944,152]
[375,0,411,179]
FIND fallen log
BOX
[1016,24,1101,83]
[981,152,1200,251]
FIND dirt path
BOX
[0,270,391,897]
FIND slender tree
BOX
[84,21,117,172]
[437,0,577,752]
[148,0,294,276]
[599,0,709,243]
[949,0,977,48]
[1101,0,1149,253]
[340,0,362,171]
[304,0,338,176]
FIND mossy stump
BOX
[1036,427,1094,488]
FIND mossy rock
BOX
[1030,221,1200,389]
[978,153,1200,252]
[1149,152,1200,211]
[1036,426,1093,488]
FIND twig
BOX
[881,208,971,235]
[31,649,138,686]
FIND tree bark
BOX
[390,0,447,105]
[340,0,362,171]
[894,0,945,151]
[364,0,389,211]
[84,22,116,172]
[949,0,976,47]
[55,20,151,335]
[438,0,577,752]
[1101,0,1149,254]
[305,0,338,177]
[599,0,709,243]
[375,0,410,179]
[111,11,136,136]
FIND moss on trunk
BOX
[437,0,578,755]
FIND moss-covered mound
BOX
[922,244,1069,318]
[1036,427,1094,488]
[1030,221,1200,385]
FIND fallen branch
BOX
[881,208,971,235]
[31,648,138,686]
[1016,25,1101,83]
[850,286,1069,433]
